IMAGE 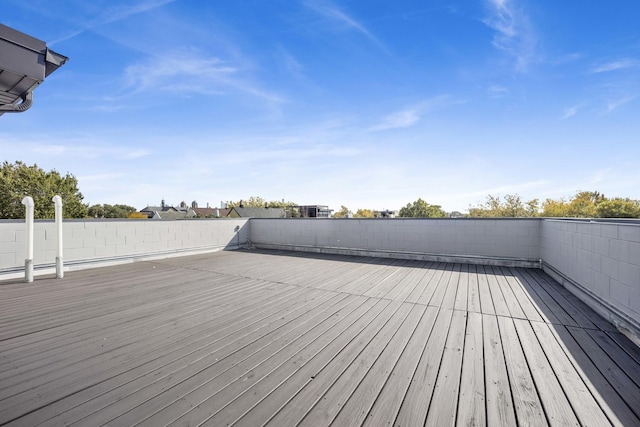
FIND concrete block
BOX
[577,248,590,266]
[167,240,183,250]
[105,236,126,246]
[152,241,168,251]
[579,234,594,252]
[577,223,592,235]
[610,240,630,264]
[116,244,135,255]
[0,230,16,242]
[630,288,640,315]
[594,237,609,257]
[630,242,640,267]
[94,245,117,258]
[618,262,640,287]
[35,249,56,264]
[0,252,17,268]
[137,225,154,236]
[601,224,619,239]
[610,280,630,307]
[83,237,106,248]
[33,228,46,242]
[95,227,118,238]
[619,225,640,243]
[588,252,602,273]
[39,237,57,251]
[72,227,95,239]
[601,257,619,280]
[84,221,108,229]
[134,242,154,252]
[66,247,96,261]
[117,226,137,237]
[64,221,86,230]
[63,239,84,250]
[486,226,507,236]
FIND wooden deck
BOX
[1,249,640,426]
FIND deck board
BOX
[482,313,517,427]
[456,311,485,427]
[1,249,638,427]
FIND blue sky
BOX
[2,0,639,213]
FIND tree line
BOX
[2,162,639,219]
[467,191,640,218]
[0,161,138,219]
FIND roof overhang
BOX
[0,23,68,116]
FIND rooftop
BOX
[1,249,639,426]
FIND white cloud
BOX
[368,95,455,131]
[369,109,420,131]
[591,58,638,73]
[123,50,284,103]
[606,94,637,113]
[487,84,509,98]
[51,0,178,45]
[561,104,584,119]
[124,52,236,92]
[482,0,537,71]
[304,0,387,51]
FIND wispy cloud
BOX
[122,50,283,103]
[369,95,456,131]
[275,46,305,81]
[561,103,584,119]
[487,84,509,98]
[304,0,387,52]
[370,109,421,131]
[124,51,235,92]
[482,0,537,71]
[51,0,178,45]
[591,58,638,73]
[605,94,637,113]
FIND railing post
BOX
[53,195,64,279]
[21,196,34,283]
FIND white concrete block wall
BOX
[541,219,640,333]
[249,218,541,263]
[0,219,249,272]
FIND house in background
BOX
[181,201,233,218]
[227,206,286,218]
[140,200,196,220]
[297,205,333,218]
[374,210,397,218]
[193,206,231,218]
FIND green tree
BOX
[88,203,137,218]
[227,196,298,209]
[398,198,446,218]
[0,161,87,219]
[596,198,640,218]
[541,198,571,217]
[468,194,539,217]
[333,205,351,218]
[88,204,105,218]
[354,209,374,218]
[567,191,604,218]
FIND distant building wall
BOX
[249,218,541,267]
[540,219,640,340]
[0,219,249,275]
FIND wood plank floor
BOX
[1,249,639,426]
